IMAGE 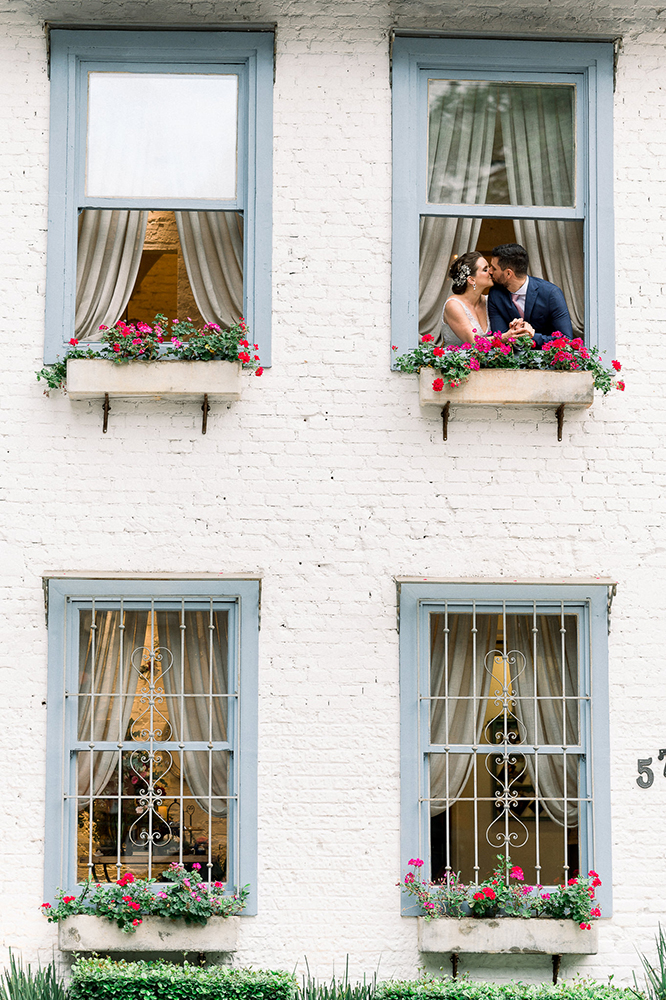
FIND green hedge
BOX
[69,960,298,1000]
[375,982,640,1000]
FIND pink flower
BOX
[541,893,551,900]
[408,858,424,868]
[521,885,533,895]
[98,325,108,331]
[214,881,223,889]
[137,323,152,333]
[499,344,511,355]
[41,902,52,909]
[616,381,625,391]
[131,337,142,345]
[424,902,435,909]
[612,360,621,371]
[510,866,524,881]
[473,891,484,901]
[591,907,601,917]
[192,862,201,870]
[392,345,398,351]
[432,378,444,392]
[183,879,190,888]
[68,338,79,346]
[63,896,76,904]
[171,338,182,348]
[468,357,480,371]
[580,922,591,930]
[238,352,251,363]
[157,891,167,899]
[113,343,120,352]
[404,873,415,884]
[132,918,141,926]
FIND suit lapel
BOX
[524,276,539,321]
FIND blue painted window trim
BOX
[45,30,273,365]
[391,37,615,363]
[44,578,259,915]
[398,582,612,918]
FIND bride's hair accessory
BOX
[448,251,483,293]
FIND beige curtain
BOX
[429,614,496,816]
[77,610,149,805]
[500,88,585,337]
[505,615,579,827]
[76,210,148,341]
[420,84,496,338]
[161,611,229,817]
[175,211,244,328]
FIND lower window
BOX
[399,583,611,910]
[44,579,258,911]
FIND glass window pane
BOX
[419,216,584,341]
[427,80,575,207]
[87,73,238,199]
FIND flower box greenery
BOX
[36,315,263,393]
[41,863,247,937]
[401,857,602,933]
[394,333,624,401]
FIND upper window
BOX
[391,38,614,357]
[398,582,611,915]
[44,579,259,913]
[45,30,273,363]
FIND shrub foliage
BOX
[68,960,297,1000]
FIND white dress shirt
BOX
[511,275,529,317]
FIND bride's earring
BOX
[472,281,477,290]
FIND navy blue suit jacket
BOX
[487,276,573,346]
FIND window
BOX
[399,582,611,914]
[44,579,258,912]
[391,38,614,357]
[45,30,273,364]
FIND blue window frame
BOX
[399,582,611,916]
[44,578,259,914]
[45,30,273,364]
[391,37,614,359]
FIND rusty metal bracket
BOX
[201,394,210,434]
[102,393,111,433]
[552,954,562,984]
[556,403,565,441]
[441,402,451,441]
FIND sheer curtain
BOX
[500,88,585,337]
[161,611,229,817]
[429,614,496,815]
[175,212,244,328]
[77,610,148,804]
[506,615,579,827]
[76,210,148,340]
[420,84,496,338]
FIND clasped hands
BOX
[500,317,535,344]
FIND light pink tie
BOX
[511,293,525,318]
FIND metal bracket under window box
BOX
[418,917,598,983]
[418,369,594,442]
[66,359,243,434]
[58,915,239,953]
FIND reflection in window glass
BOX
[427,81,575,207]
[87,73,238,199]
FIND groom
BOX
[487,243,573,347]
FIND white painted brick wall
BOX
[0,0,665,987]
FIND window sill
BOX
[418,368,595,409]
[417,916,598,954]
[66,359,242,401]
[57,915,240,953]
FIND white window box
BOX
[417,917,598,955]
[58,915,240,953]
[66,359,242,401]
[419,368,595,409]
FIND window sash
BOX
[391,36,614,359]
[44,579,259,912]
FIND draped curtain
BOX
[76,210,148,340]
[175,212,244,328]
[161,611,229,817]
[506,615,580,827]
[420,84,496,339]
[77,610,149,804]
[429,614,496,815]
[500,88,585,337]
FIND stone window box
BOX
[66,359,242,401]
[58,915,240,953]
[418,368,594,440]
[417,917,598,955]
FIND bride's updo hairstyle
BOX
[449,251,484,294]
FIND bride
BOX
[441,251,533,345]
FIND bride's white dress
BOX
[441,295,491,345]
